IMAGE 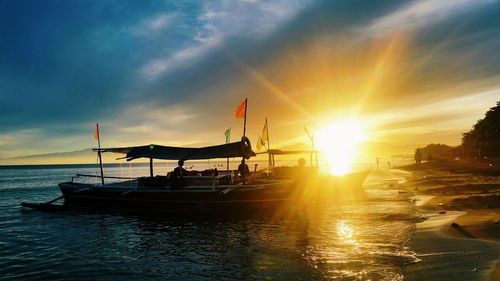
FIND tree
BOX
[462,101,500,158]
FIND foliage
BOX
[461,101,500,157]
[415,143,456,160]
[413,101,500,160]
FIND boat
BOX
[22,137,298,214]
[21,138,369,214]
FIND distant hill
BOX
[13,148,93,159]
[0,148,100,165]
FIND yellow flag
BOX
[256,120,268,151]
[257,136,264,151]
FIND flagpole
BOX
[304,126,313,167]
[265,118,273,173]
[265,118,270,150]
[243,98,248,137]
[96,123,105,185]
[226,130,230,172]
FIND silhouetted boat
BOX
[22,139,369,213]
[57,176,294,213]
[22,138,297,213]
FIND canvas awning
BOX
[93,138,255,161]
[256,149,318,155]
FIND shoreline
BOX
[394,163,500,281]
[407,200,499,281]
[399,162,499,242]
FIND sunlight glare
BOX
[316,120,368,176]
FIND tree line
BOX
[415,101,500,160]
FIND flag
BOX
[234,99,246,119]
[94,123,100,140]
[256,120,269,151]
[225,128,231,143]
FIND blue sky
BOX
[1,0,499,159]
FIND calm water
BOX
[0,163,421,280]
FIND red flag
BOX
[234,99,246,119]
[94,123,99,140]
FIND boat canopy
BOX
[93,137,256,161]
[257,149,319,155]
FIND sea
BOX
[0,161,497,280]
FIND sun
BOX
[315,120,368,176]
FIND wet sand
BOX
[397,160,500,281]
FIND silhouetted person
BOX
[172,160,188,177]
[169,160,188,189]
[238,159,250,183]
[415,149,422,165]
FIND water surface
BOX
[1,164,419,280]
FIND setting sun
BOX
[316,120,368,176]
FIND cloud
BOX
[370,89,500,144]
[367,0,497,35]
[131,13,178,38]
[139,37,221,79]
[138,0,313,79]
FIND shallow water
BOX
[1,164,422,280]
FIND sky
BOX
[1,0,499,163]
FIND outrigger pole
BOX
[95,123,105,185]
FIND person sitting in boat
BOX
[238,159,250,183]
[171,160,188,177]
[169,160,188,189]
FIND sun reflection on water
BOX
[337,220,358,246]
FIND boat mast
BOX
[226,129,230,172]
[149,144,154,177]
[149,157,153,177]
[95,123,105,185]
[266,118,273,173]
[304,127,314,167]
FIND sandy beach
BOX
[397,160,500,281]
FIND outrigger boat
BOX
[22,137,298,213]
[21,99,369,213]
[21,142,370,213]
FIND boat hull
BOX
[58,181,295,213]
[55,170,369,213]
